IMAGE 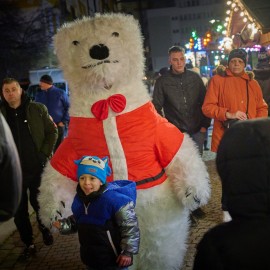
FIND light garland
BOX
[224,0,261,38]
[219,0,264,51]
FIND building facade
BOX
[145,0,225,72]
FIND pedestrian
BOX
[253,46,270,116]
[52,155,140,270]
[35,74,70,152]
[0,78,58,260]
[202,48,268,221]
[0,111,22,222]
[152,46,211,156]
[202,48,268,153]
[152,46,211,222]
[193,118,270,270]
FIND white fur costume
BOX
[38,13,210,270]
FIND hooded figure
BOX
[253,46,270,116]
[193,118,270,270]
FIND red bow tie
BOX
[91,94,126,120]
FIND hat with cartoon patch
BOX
[74,156,112,184]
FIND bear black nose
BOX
[89,44,109,60]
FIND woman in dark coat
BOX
[193,118,270,270]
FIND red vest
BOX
[51,102,184,189]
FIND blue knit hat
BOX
[74,156,112,184]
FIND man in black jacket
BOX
[152,46,211,156]
[153,46,211,221]
[0,78,58,261]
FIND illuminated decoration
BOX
[189,31,199,50]
[189,37,194,50]
[203,32,212,47]
[224,0,262,48]
[218,37,233,53]
[197,38,202,51]
[189,39,194,50]
[192,31,198,40]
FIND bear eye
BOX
[112,32,119,37]
[72,40,80,45]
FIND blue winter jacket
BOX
[59,180,140,268]
[35,85,70,124]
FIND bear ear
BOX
[74,159,81,165]
[106,165,112,177]
[102,156,112,176]
[102,156,109,164]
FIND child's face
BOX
[79,174,103,195]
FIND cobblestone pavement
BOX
[181,150,221,270]
[0,151,221,270]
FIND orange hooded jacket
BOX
[202,68,268,152]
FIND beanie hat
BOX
[258,46,269,62]
[228,49,247,66]
[40,75,53,85]
[255,47,270,69]
[74,156,112,184]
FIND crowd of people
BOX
[1,45,270,269]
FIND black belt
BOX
[136,168,166,186]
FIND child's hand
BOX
[116,254,132,267]
[52,220,61,229]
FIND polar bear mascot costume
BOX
[39,13,210,270]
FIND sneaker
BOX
[41,228,54,246]
[192,207,206,219]
[18,244,36,261]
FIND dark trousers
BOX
[14,176,44,247]
[54,125,65,152]
[190,130,206,156]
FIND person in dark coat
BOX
[253,46,270,116]
[0,112,22,222]
[193,118,270,270]
[153,46,211,156]
[0,78,58,260]
[152,45,211,222]
[35,75,70,151]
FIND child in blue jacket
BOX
[53,155,140,270]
